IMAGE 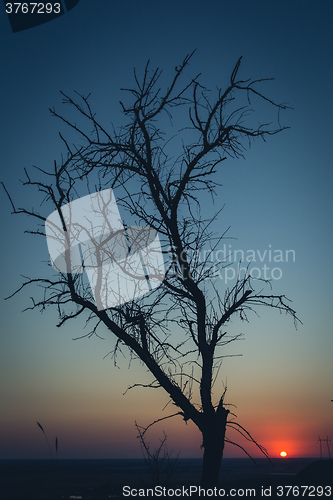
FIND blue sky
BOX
[0,0,332,460]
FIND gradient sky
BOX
[0,1,332,462]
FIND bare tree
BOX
[3,52,299,487]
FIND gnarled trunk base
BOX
[200,404,229,487]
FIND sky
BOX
[0,0,332,463]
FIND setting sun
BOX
[280,451,288,457]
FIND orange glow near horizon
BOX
[280,451,287,457]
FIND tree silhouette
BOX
[3,52,299,487]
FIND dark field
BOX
[0,458,332,499]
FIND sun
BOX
[280,451,287,457]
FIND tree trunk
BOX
[200,403,229,488]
